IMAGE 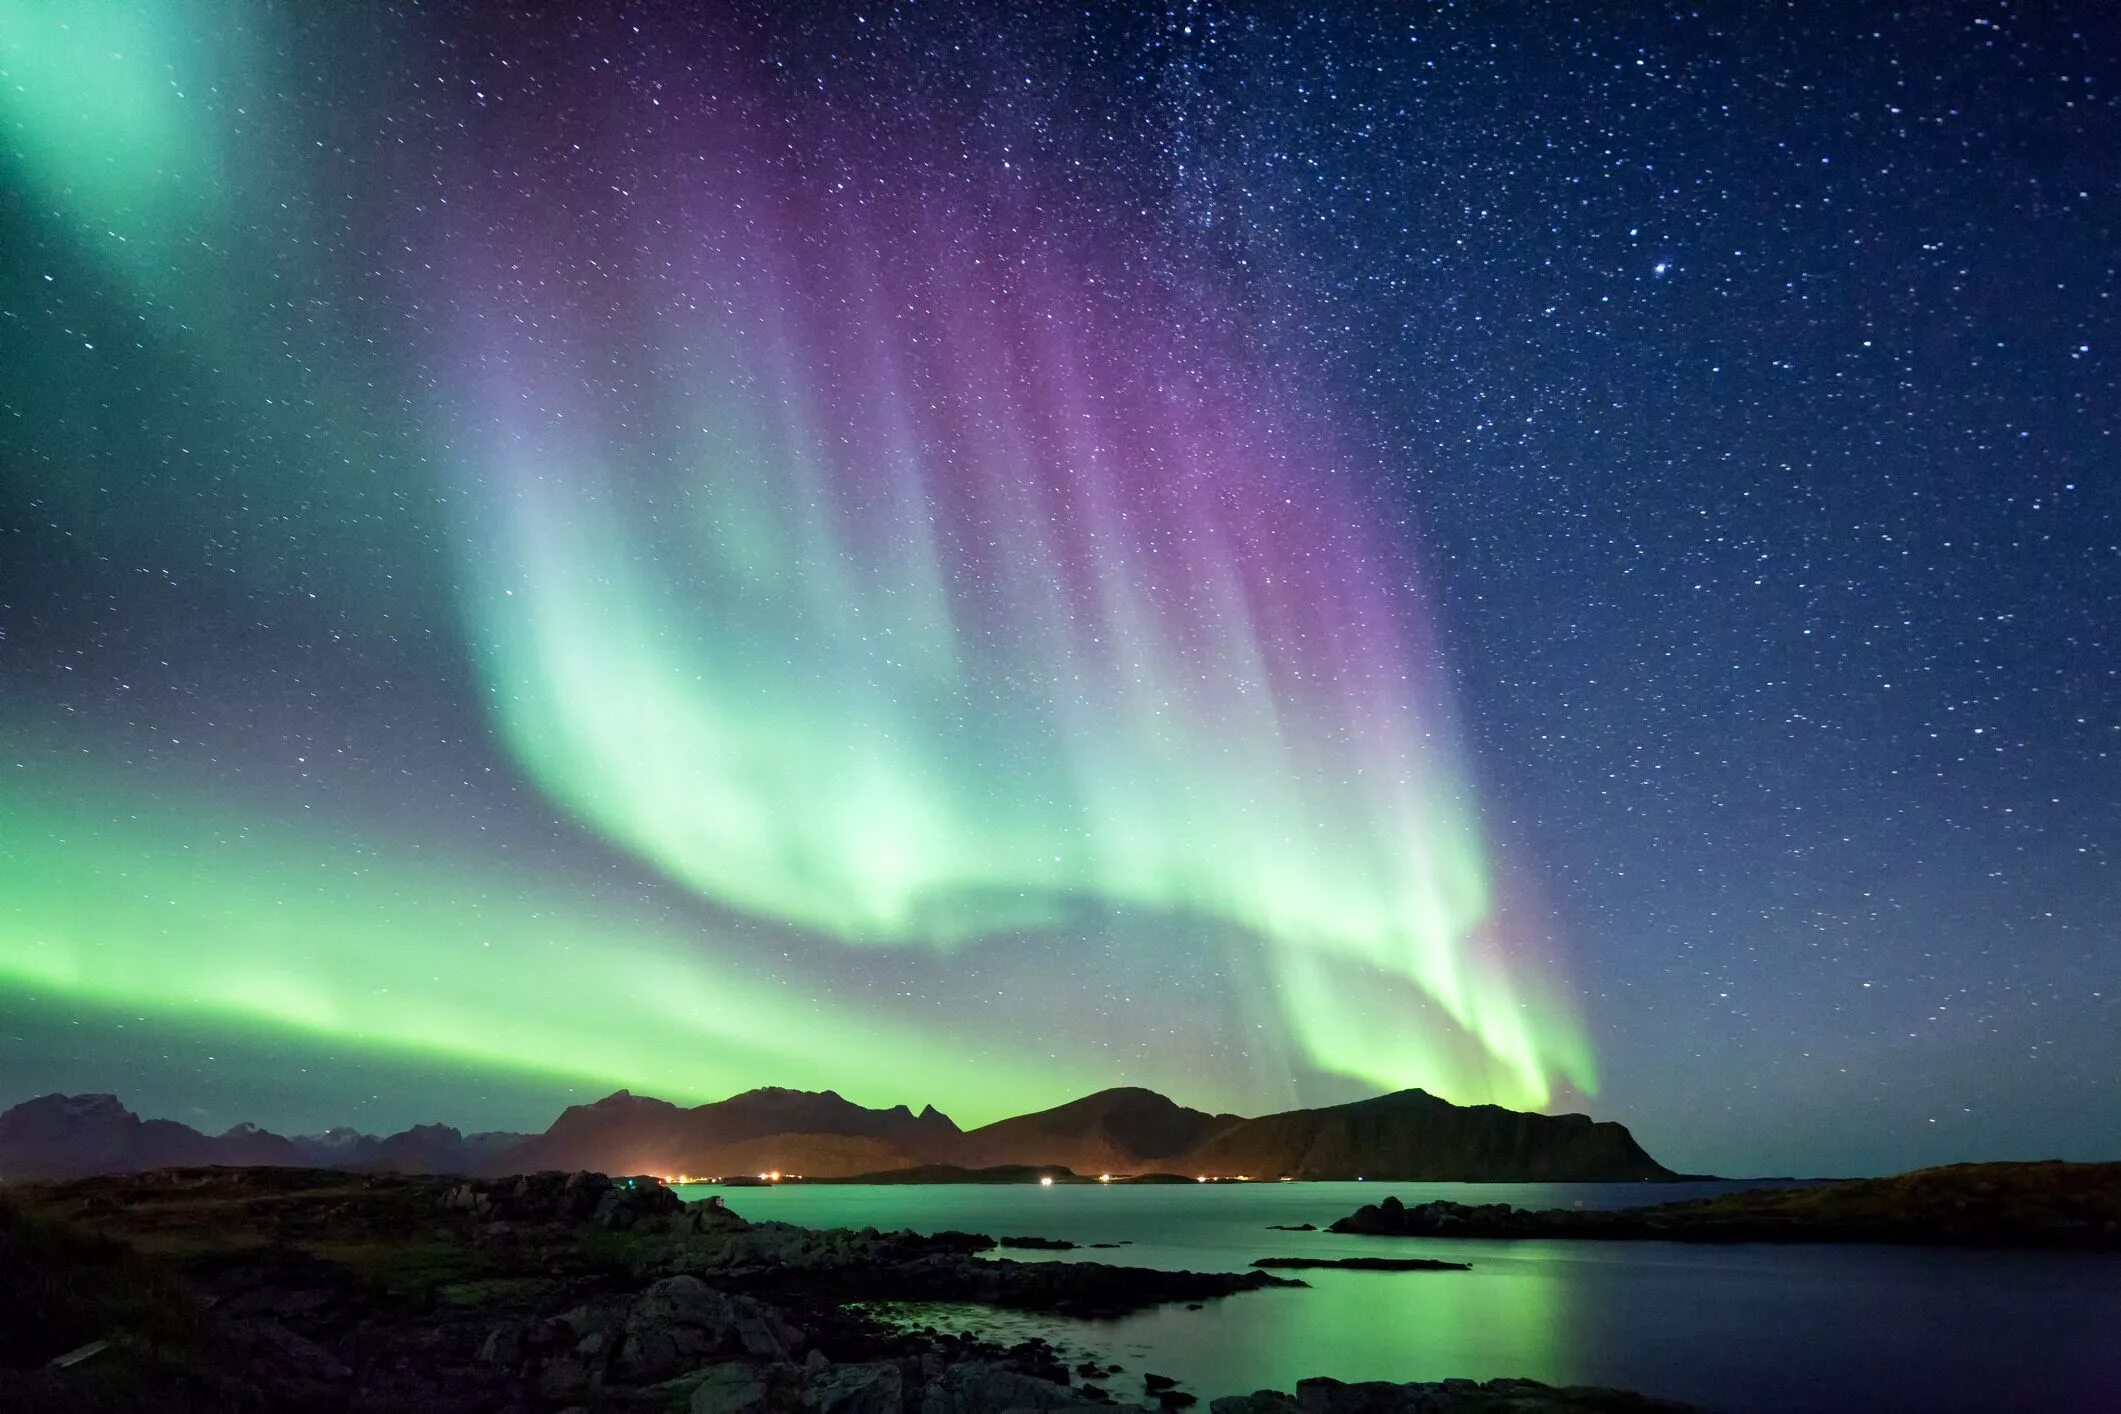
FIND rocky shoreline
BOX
[1,1165,1693,1414]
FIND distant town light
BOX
[1099,1173,1112,1183]
[1039,1175,1055,1187]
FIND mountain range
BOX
[0,1085,1677,1184]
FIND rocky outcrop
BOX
[646,1213,1302,1317]
[1329,1195,1581,1238]
[1327,1162,2121,1249]
[1211,1378,1696,1414]
[438,1166,699,1234]
[922,1360,1119,1414]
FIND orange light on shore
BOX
[1098,1173,1112,1183]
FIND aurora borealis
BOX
[0,0,1588,1126]
[454,147,1601,1109]
[3,3,2115,1175]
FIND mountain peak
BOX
[0,1084,1676,1184]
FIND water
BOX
[672,1180,2121,1413]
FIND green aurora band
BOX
[0,759,1066,1113]
[1,1,1595,1123]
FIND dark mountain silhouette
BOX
[0,1094,300,1180]
[0,1094,525,1183]
[1181,1088,1674,1181]
[320,1123,526,1174]
[492,1087,963,1178]
[0,1084,1676,1184]
[950,1087,1239,1174]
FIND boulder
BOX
[1289,1378,1698,1414]
[619,1276,739,1380]
[538,1353,594,1400]
[637,1274,737,1327]
[805,1360,904,1414]
[733,1302,803,1361]
[692,1362,777,1414]
[1209,1396,1299,1414]
[922,1361,1096,1414]
[476,1322,524,1368]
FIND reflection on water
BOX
[673,1181,2121,1414]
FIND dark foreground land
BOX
[0,1165,1691,1414]
[1331,1161,2121,1248]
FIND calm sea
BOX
[671,1179,2121,1414]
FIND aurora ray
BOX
[446,104,1594,1110]
[1,0,1593,1123]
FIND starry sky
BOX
[1,3,2114,1178]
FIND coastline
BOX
[0,1165,1695,1414]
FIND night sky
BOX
[2,3,2114,1178]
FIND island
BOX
[1327,1161,2121,1249]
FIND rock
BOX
[1144,1373,1179,1391]
[638,1274,736,1326]
[1323,1163,2121,1250]
[538,1352,593,1399]
[477,1321,524,1366]
[1209,1396,1300,1414]
[619,1326,685,1381]
[677,1201,756,1235]
[998,1235,1079,1250]
[827,1253,1303,1318]
[806,1360,904,1414]
[1289,1377,1699,1413]
[692,1361,776,1414]
[922,1361,1097,1414]
[555,1305,606,1339]
[232,1316,354,1383]
[733,1301,804,1360]
[596,1174,687,1228]
[529,1316,576,1350]
[618,1276,747,1379]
